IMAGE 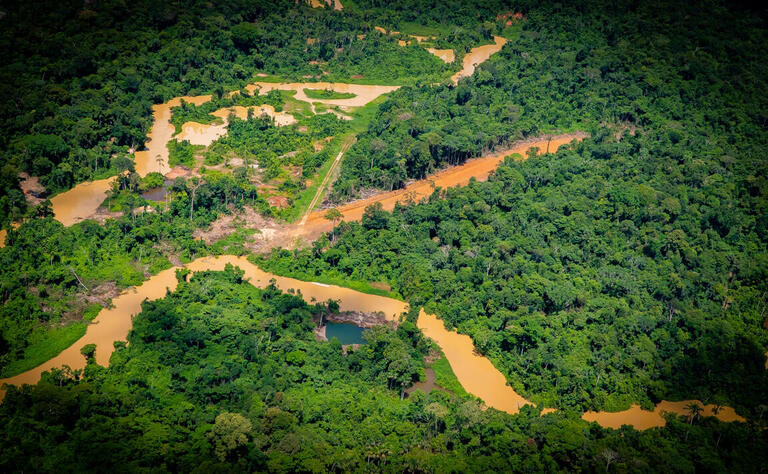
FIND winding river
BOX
[0,254,747,429]
[296,133,588,240]
[0,32,759,430]
[451,36,508,83]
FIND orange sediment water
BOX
[451,36,508,84]
[418,309,746,426]
[176,105,297,146]
[0,255,406,401]
[135,95,212,176]
[582,401,746,430]
[136,83,396,175]
[50,177,116,226]
[417,310,535,413]
[297,133,588,239]
[309,0,342,10]
[2,253,746,431]
[243,82,400,108]
[427,48,455,63]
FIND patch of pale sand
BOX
[244,82,400,108]
[176,105,296,147]
[409,34,433,43]
[214,105,296,125]
[132,205,155,215]
[325,109,352,121]
[427,48,455,63]
[267,196,290,209]
[258,228,276,240]
[451,36,508,84]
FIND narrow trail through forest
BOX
[293,133,588,243]
[300,135,356,225]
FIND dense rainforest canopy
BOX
[1,0,767,471]
[0,0,497,227]
[2,268,766,472]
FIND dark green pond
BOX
[326,323,366,345]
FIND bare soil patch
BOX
[18,172,46,205]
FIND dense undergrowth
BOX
[2,268,765,472]
[0,0,502,227]
[0,0,767,470]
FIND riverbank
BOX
[1,257,748,430]
[0,255,407,401]
[294,133,588,245]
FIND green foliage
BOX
[208,412,253,462]
[169,90,285,134]
[0,0,499,227]
[266,128,768,413]
[79,343,97,363]
[168,140,202,168]
[431,356,469,398]
[141,172,165,190]
[1,269,765,471]
[303,89,356,100]
[1,0,767,470]
[0,172,268,373]
[0,322,86,378]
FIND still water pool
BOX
[326,323,366,345]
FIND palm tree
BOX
[686,402,703,425]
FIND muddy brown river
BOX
[0,36,759,430]
[451,36,508,84]
[0,254,748,429]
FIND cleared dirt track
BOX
[293,133,588,242]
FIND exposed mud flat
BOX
[325,310,391,328]
[18,172,45,205]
